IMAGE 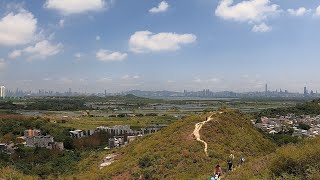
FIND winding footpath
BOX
[193,111,222,157]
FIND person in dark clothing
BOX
[227,160,233,171]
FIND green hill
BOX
[61,109,275,179]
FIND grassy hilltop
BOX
[59,109,275,179]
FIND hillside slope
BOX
[62,110,276,179]
[228,136,320,180]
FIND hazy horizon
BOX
[1,0,320,93]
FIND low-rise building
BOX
[70,129,84,138]
[24,129,41,137]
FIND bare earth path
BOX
[193,111,222,157]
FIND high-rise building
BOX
[304,87,308,96]
[0,86,5,98]
[265,84,268,93]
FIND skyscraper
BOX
[0,86,5,99]
[304,87,308,97]
[265,84,268,93]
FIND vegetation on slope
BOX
[62,110,275,179]
[229,137,320,179]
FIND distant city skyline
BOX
[1,1,320,92]
[3,84,320,98]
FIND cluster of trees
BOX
[0,146,80,178]
[25,99,88,111]
[0,99,88,111]
[256,99,320,118]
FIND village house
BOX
[69,129,84,138]
[24,129,64,150]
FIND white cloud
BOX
[74,53,84,60]
[23,40,63,60]
[149,1,169,14]
[96,49,127,62]
[121,75,130,80]
[96,35,101,41]
[121,75,140,80]
[287,7,310,16]
[215,0,280,22]
[9,40,63,60]
[315,6,320,16]
[0,10,37,46]
[129,31,197,53]
[59,19,65,27]
[252,22,271,32]
[193,78,221,83]
[0,59,6,70]
[45,0,107,15]
[8,50,22,59]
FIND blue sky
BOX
[0,0,320,93]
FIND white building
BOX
[0,86,5,98]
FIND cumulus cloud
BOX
[315,6,320,16]
[96,49,127,62]
[9,40,63,60]
[0,10,37,46]
[252,22,271,32]
[129,31,197,53]
[45,0,107,15]
[215,0,280,22]
[8,50,22,59]
[287,7,310,16]
[149,1,169,14]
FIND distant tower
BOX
[304,87,308,97]
[0,86,5,99]
[265,84,268,93]
[105,90,107,97]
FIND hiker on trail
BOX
[227,153,234,171]
[240,156,245,165]
[213,164,222,179]
[227,159,233,171]
[229,154,235,160]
